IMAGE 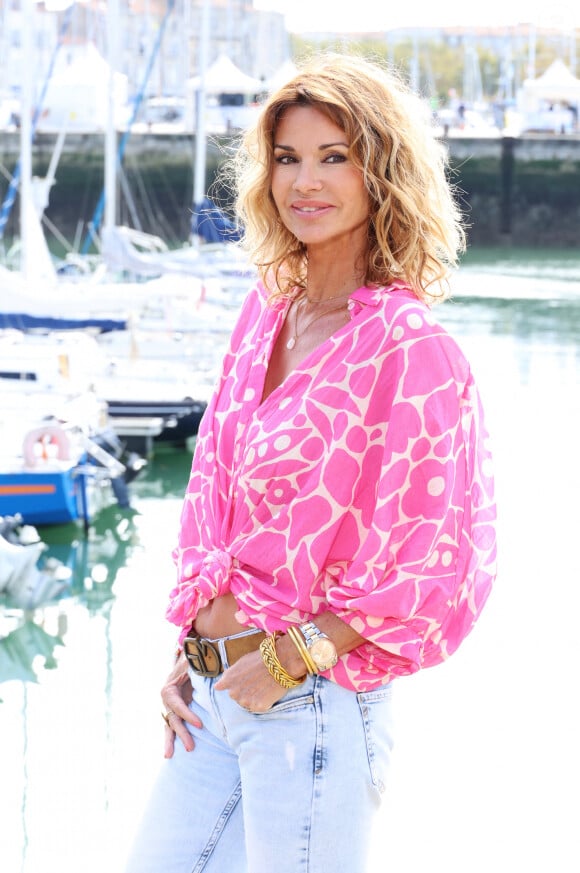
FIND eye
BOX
[323,152,348,164]
[274,153,297,165]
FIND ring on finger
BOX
[161,709,174,727]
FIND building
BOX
[0,0,290,107]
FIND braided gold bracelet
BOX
[287,625,318,675]
[259,632,306,689]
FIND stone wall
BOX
[446,135,580,246]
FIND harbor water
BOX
[1,248,579,873]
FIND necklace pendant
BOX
[286,336,296,350]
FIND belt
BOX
[183,627,266,677]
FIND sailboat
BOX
[0,1,252,458]
[0,5,150,525]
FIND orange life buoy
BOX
[22,424,72,467]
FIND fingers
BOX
[160,663,203,757]
[163,680,202,730]
[162,708,195,757]
[161,707,197,757]
[215,654,286,713]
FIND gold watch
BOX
[299,621,338,672]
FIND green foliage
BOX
[289,31,580,105]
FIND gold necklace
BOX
[286,297,349,351]
[304,290,353,305]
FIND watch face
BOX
[311,638,338,668]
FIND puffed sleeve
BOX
[325,319,496,690]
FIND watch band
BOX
[298,620,338,671]
[299,620,323,645]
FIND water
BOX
[1,251,579,873]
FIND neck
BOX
[305,253,366,303]
[305,276,364,303]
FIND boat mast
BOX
[81,0,176,252]
[104,0,120,233]
[0,4,73,245]
[19,0,34,281]
[192,0,211,245]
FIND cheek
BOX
[351,184,371,219]
[270,175,285,211]
[341,169,368,209]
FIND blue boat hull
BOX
[0,468,88,525]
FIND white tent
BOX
[186,54,264,132]
[38,43,128,131]
[519,59,580,110]
[263,60,299,93]
[188,54,264,96]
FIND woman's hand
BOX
[215,649,293,713]
[160,653,203,758]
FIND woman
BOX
[125,53,496,873]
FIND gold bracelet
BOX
[259,632,306,689]
[287,625,318,675]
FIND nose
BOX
[292,160,322,193]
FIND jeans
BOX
[125,671,394,873]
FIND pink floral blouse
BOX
[167,281,497,691]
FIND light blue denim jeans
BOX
[125,671,394,873]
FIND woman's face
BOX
[270,104,370,256]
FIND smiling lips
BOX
[290,201,333,216]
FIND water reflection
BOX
[0,507,140,688]
[43,508,139,601]
[128,445,193,501]
[459,245,580,283]
[0,619,63,684]
[444,294,580,348]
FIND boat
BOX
[0,0,252,350]
[0,3,247,465]
[106,396,207,452]
[0,409,145,527]
[91,346,212,451]
[0,325,213,453]
[0,331,147,525]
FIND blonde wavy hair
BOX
[233,52,466,303]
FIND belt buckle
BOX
[183,634,222,677]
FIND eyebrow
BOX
[273,141,349,151]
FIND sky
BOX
[254,0,579,33]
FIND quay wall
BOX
[0,131,579,248]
